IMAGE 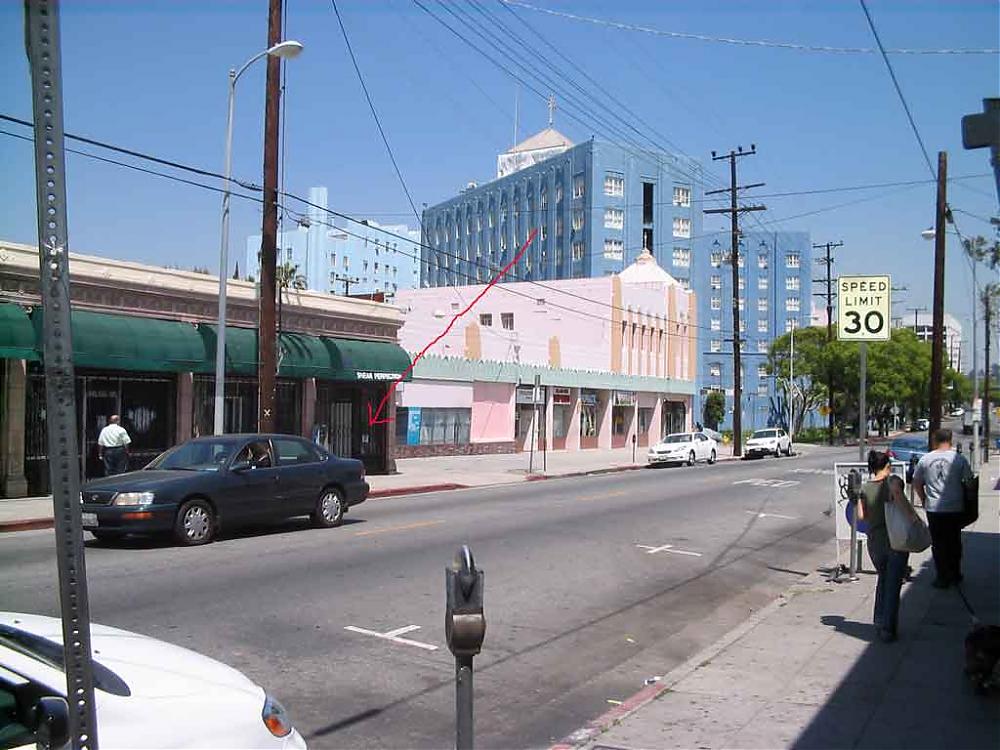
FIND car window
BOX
[0,676,33,748]
[273,438,320,467]
[147,441,231,471]
[752,430,778,439]
[233,440,274,469]
[663,434,692,444]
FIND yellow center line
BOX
[354,520,445,537]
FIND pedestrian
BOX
[913,428,972,588]
[98,415,131,476]
[858,450,909,643]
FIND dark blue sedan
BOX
[81,434,368,546]
[887,434,929,463]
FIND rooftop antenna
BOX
[547,93,556,127]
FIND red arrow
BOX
[367,228,539,427]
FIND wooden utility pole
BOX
[983,288,994,461]
[705,146,765,458]
[928,151,948,441]
[258,0,283,432]
[813,241,843,444]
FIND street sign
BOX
[837,275,891,341]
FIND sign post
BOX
[837,275,891,461]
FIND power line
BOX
[858,0,935,179]
[330,0,422,226]
[501,0,999,55]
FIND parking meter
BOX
[445,545,484,749]
[445,545,485,658]
[906,455,919,485]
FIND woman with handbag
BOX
[858,450,910,643]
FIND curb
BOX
[550,569,827,750]
[0,518,54,533]
[368,482,468,499]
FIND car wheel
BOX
[312,487,345,528]
[174,499,215,546]
[785,443,793,457]
[687,450,696,466]
[91,530,121,543]
[708,449,717,465]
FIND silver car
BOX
[744,428,792,458]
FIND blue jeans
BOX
[867,529,909,635]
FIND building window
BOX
[758,319,768,333]
[710,252,722,267]
[672,246,690,267]
[604,208,624,229]
[603,239,624,260]
[677,277,691,290]
[785,253,800,269]
[758,298,768,312]
[758,364,768,378]
[710,274,722,289]
[343,256,349,269]
[642,182,654,223]
[540,224,548,240]
[480,313,492,327]
[738,276,745,290]
[758,276,768,291]
[573,173,585,199]
[711,318,721,331]
[556,215,564,236]
[786,276,800,291]
[572,209,585,232]
[758,382,769,396]
[710,339,722,353]
[710,296,721,310]
[786,296,801,312]
[572,241,585,261]
[758,253,769,269]
[604,172,625,196]
[709,362,721,378]
[758,339,769,353]
[739,320,747,333]
[642,227,654,252]
[673,185,691,208]
[786,318,800,333]
[672,217,691,238]
[738,297,745,311]
[501,312,514,330]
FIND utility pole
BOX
[705,146,765,458]
[813,241,843,445]
[929,151,949,440]
[258,0,283,433]
[907,306,928,331]
[335,274,359,296]
[983,288,994,461]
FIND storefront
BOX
[551,387,573,450]
[580,389,600,449]
[514,384,546,452]
[663,400,687,436]
[611,390,636,448]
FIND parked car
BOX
[744,428,792,459]
[80,434,368,546]
[949,407,965,418]
[888,434,928,464]
[915,418,930,431]
[0,611,306,749]
[648,432,718,466]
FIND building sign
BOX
[356,371,400,381]
[516,385,546,405]
[580,391,598,407]
[553,387,572,405]
[837,275,891,341]
[613,390,637,406]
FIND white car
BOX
[648,432,718,466]
[744,428,792,458]
[0,612,306,749]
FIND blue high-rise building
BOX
[420,129,704,289]
[693,230,814,432]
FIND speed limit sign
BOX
[837,275,891,341]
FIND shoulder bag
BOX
[885,476,931,553]
[960,473,980,529]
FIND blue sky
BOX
[1,0,997,346]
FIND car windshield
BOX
[663,434,692,444]
[753,430,778,439]
[145,441,233,471]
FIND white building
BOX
[897,311,963,371]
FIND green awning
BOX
[324,337,412,382]
[197,324,259,376]
[0,303,40,360]
[31,309,205,372]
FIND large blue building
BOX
[420,129,704,288]
[693,230,814,432]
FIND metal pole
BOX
[258,0,283,433]
[456,655,474,749]
[984,293,992,461]
[789,323,795,440]
[928,151,948,440]
[848,499,860,578]
[24,1,99,746]
[971,260,979,472]
[859,342,867,462]
[214,70,237,436]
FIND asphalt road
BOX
[2,445,857,748]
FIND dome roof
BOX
[618,248,678,285]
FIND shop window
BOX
[417,407,471,445]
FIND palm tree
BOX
[276,261,307,336]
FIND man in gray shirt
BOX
[913,428,972,588]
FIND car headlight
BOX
[262,694,293,738]
[112,491,155,506]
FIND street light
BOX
[214,40,304,435]
[921,226,936,241]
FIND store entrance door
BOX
[330,401,352,458]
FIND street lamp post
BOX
[214,40,303,435]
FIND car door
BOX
[271,437,324,516]
[217,439,282,524]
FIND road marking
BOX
[344,624,439,651]
[636,543,702,557]
[733,478,800,488]
[745,510,798,520]
[576,490,627,502]
[354,520,444,537]
[788,468,834,476]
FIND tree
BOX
[276,261,307,335]
[963,234,1000,271]
[767,327,835,434]
[703,390,725,430]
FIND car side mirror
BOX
[231,459,252,473]
[33,696,70,750]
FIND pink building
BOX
[394,250,697,456]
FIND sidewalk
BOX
[557,464,1000,750]
[0,444,752,532]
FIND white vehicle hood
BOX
[651,442,693,451]
[1,612,259,699]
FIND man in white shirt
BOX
[98,415,132,476]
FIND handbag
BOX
[884,478,931,553]
[960,473,980,529]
